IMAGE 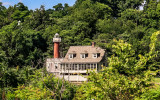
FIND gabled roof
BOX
[62,46,105,63]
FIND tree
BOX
[0,2,6,28]
[0,21,46,67]
[50,3,71,18]
[11,2,29,21]
[6,69,77,100]
[141,0,160,29]
[75,0,144,17]
[74,31,160,100]
[141,86,160,100]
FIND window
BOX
[84,64,86,70]
[55,63,58,69]
[81,53,86,58]
[92,53,97,58]
[82,64,86,70]
[72,64,75,70]
[97,53,100,57]
[69,54,73,59]
[69,54,76,59]
[79,64,82,70]
[82,54,85,58]
[47,63,50,69]
[60,64,62,70]
[66,64,69,70]
[75,64,77,70]
[93,64,95,69]
[91,64,93,69]
[87,64,90,70]
[69,64,72,70]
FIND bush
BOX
[74,68,150,100]
[141,86,160,100]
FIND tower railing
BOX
[53,38,61,42]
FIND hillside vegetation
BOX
[1,0,160,99]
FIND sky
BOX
[0,0,76,10]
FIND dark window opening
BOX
[97,53,100,57]
[85,54,88,58]
[55,66,58,69]
[73,54,76,57]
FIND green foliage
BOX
[0,66,35,88]
[0,2,6,28]
[109,39,137,75]
[87,0,144,17]
[141,86,160,100]
[74,31,160,99]
[74,68,150,100]
[142,1,160,29]
[51,3,71,18]
[11,2,29,21]
[0,68,77,100]
[0,21,46,67]
[15,85,52,99]
[1,0,160,99]
[42,73,77,99]
[12,69,77,100]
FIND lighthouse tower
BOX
[53,33,61,58]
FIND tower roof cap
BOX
[54,33,60,38]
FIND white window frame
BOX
[92,53,97,58]
[81,53,86,59]
[47,63,50,69]
[55,63,58,69]
[69,54,73,59]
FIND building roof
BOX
[62,46,105,63]
[46,58,64,63]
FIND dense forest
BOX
[1,0,160,99]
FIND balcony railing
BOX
[53,38,61,42]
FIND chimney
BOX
[53,33,61,58]
[92,42,95,47]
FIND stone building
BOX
[46,33,107,82]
